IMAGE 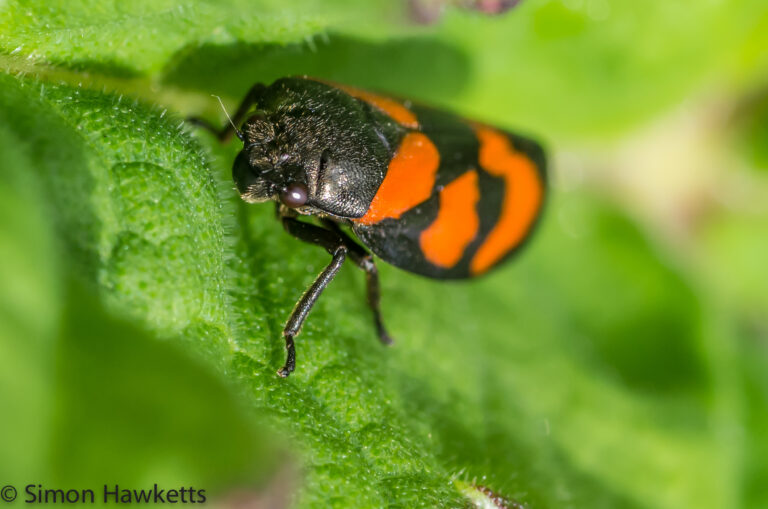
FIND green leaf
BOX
[1,1,767,508]
[0,76,278,500]
[0,71,750,508]
[0,114,59,482]
[5,0,768,140]
[0,72,236,357]
[0,0,399,74]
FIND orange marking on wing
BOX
[419,170,480,268]
[354,132,439,225]
[470,126,544,275]
[336,84,419,129]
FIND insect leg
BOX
[279,217,350,377]
[187,83,267,142]
[321,220,394,345]
[280,244,347,377]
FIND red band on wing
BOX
[419,170,480,269]
[470,126,543,275]
[354,132,439,225]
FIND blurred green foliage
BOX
[1,0,767,508]
[0,74,278,500]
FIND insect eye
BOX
[280,182,308,208]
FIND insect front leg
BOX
[187,83,267,142]
[321,220,394,345]
[279,217,352,377]
[280,243,347,377]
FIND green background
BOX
[1,1,767,507]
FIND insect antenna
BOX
[212,94,244,141]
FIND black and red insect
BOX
[191,76,546,377]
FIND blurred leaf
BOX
[51,281,279,496]
[0,85,278,499]
[424,0,768,138]
[738,92,768,173]
[5,0,768,141]
[0,0,399,74]
[740,332,768,509]
[0,120,59,482]
[0,71,236,360]
[161,35,472,111]
[158,0,768,140]
[696,210,768,323]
